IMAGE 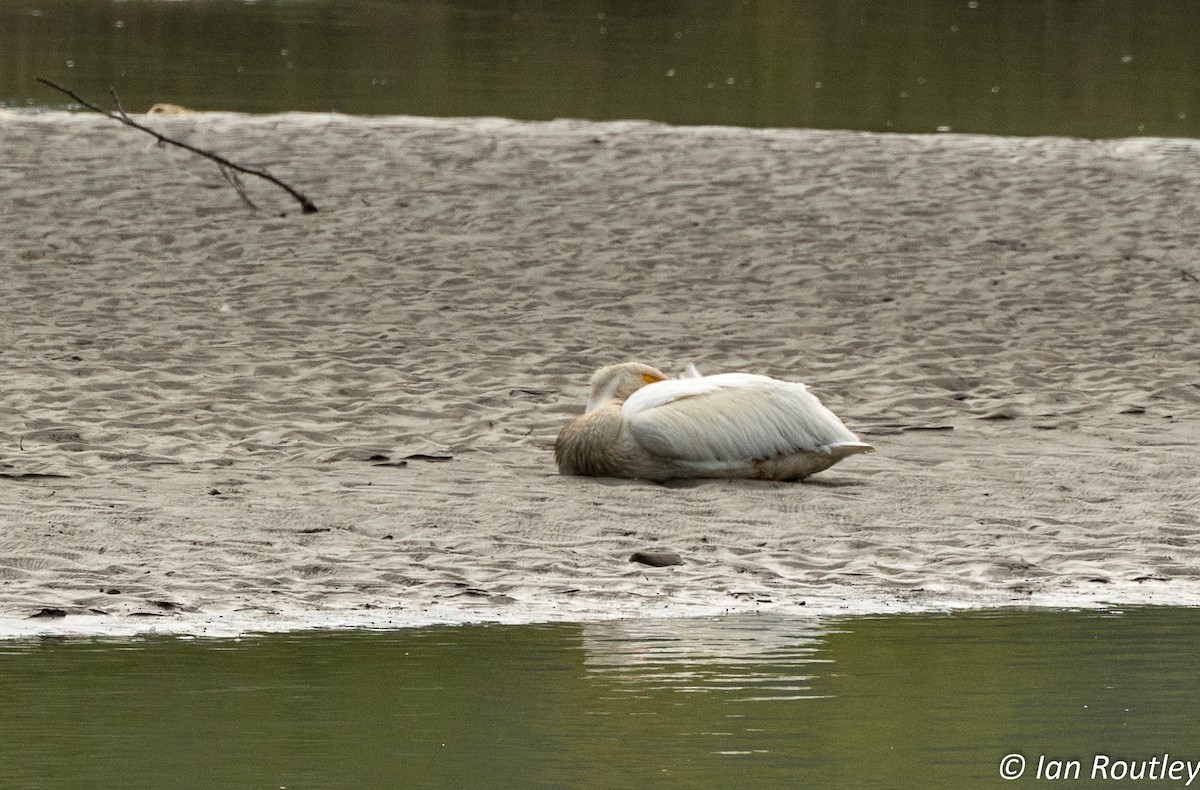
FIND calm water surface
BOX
[3,0,1200,137]
[3,607,1200,789]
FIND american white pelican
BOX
[146,103,193,115]
[555,362,874,481]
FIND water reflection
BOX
[2,609,1200,789]
[583,617,831,701]
[2,0,1199,137]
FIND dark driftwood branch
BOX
[37,77,318,214]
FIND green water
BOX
[3,608,1199,789]
[4,0,1200,137]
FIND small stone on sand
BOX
[630,551,683,567]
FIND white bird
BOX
[555,362,874,481]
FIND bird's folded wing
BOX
[623,374,861,462]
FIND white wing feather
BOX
[622,374,861,462]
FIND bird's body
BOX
[555,363,873,481]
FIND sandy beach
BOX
[1,111,1198,637]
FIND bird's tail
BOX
[822,441,875,460]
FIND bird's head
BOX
[585,362,668,412]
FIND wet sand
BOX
[1,111,1198,637]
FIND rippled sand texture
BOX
[1,113,1198,634]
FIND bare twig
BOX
[109,87,129,121]
[38,77,318,214]
[218,163,259,211]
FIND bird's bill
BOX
[641,372,666,385]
